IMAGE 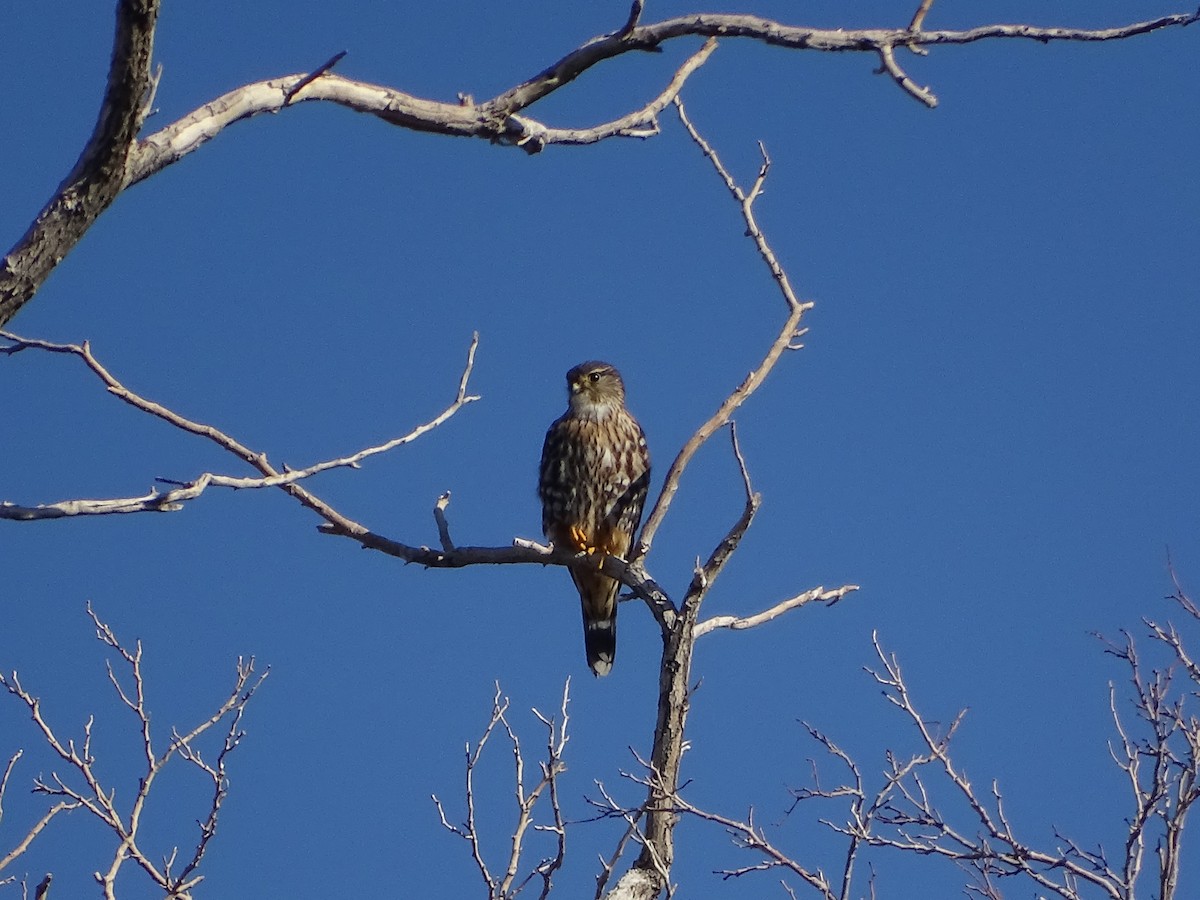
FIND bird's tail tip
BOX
[585,619,616,677]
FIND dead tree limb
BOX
[3,4,1195,326]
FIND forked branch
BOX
[0,329,676,613]
[603,100,855,900]
[635,100,812,562]
[0,329,481,519]
[432,681,571,900]
[4,4,1194,326]
[675,609,1200,899]
[0,605,266,898]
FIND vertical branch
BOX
[0,0,162,327]
[636,101,810,560]
[909,0,936,32]
[433,683,572,900]
[610,99,811,899]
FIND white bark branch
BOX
[0,329,480,520]
[0,329,676,613]
[694,584,860,638]
[636,104,812,562]
[120,12,1200,187]
[4,5,1195,326]
[433,682,571,899]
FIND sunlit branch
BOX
[117,10,1198,189]
[0,747,79,874]
[591,783,649,900]
[636,101,812,561]
[602,98,859,900]
[694,584,859,638]
[0,329,675,613]
[875,43,936,107]
[3,3,1195,327]
[625,759,837,900]
[0,329,481,520]
[909,0,937,33]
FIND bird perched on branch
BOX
[538,361,651,676]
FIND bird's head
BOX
[566,361,626,418]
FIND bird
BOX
[538,361,651,676]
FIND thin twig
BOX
[283,49,347,105]
[909,0,936,32]
[0,607,265,895]
[636,101,812,561]
[619,0,646,38]
[694,584,859,638]
[434,683,572,898]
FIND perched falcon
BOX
[538,361,651,676]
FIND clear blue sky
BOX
[2,1,1198,897]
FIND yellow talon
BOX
[567,524,608,569]
[568,524,591,552]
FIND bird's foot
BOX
[568,524,608,569]
[569,524,594,553]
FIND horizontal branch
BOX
[494,10,1200,116]
[0,489,189,520]
[127,37,717,183]
[3,6,1194,326]
[323,528,676,618]
[120,10,1199,187]
[0,328,677,616]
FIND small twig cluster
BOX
[0,605,266,899]
[661,577,1200,900]
[432,681,571,900]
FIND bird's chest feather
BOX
[565,424,627,484]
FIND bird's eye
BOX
[588,372,602,383]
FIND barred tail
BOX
[570,565,619,677]
[584,615,616,677]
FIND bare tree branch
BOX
[0,329,678,616]
[0,328,481,513]
[659,592,1200,900]
[909,0,937,33]
[591,782,649,900]
[0,605,266,898]
[875,43,936,107]
[282,49,348,105]
[0,0,161,327]
[4,5,1194,326]
[433,682,571,900]
[694,585,859,638]
[635,105,812,563]
[604,99,855,900]
[640,776,838,900]
[121,9,1200,180]
[619,1,647,39]
[0,746,79,875]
